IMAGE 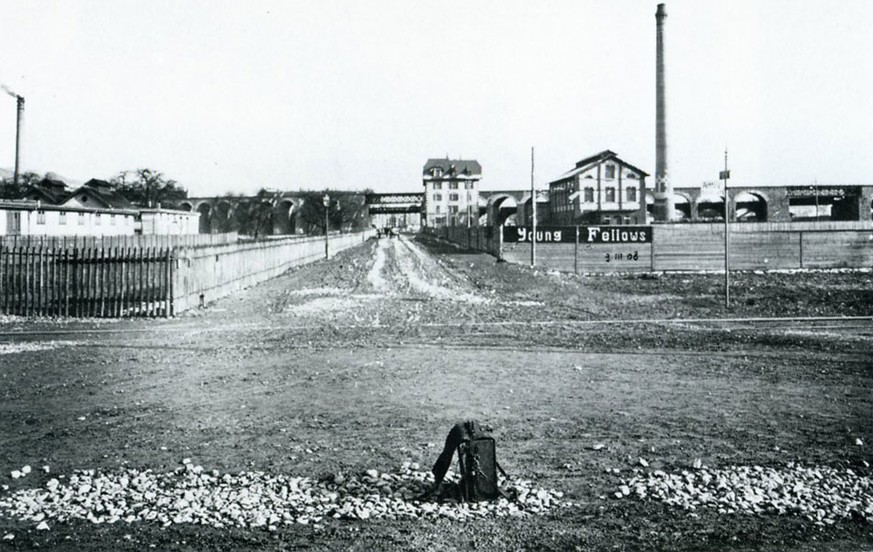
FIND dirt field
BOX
[0,233,871,551]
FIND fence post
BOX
[574,226,579,275]
[0,243,5,315]
[68,247,76,317]
[168,248,175,317]
[36,245,43,316]
[137,246,145,317]
[799,231,804,269]
[26,245,33,316]
[650,226,656,272]
[63,248,69,317]
[88,247,96,318]
[99,246,107,318]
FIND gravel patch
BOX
[0,461,568,531]
[0,341,77,355]
[617,463,872,526]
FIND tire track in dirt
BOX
[389,235,485,303]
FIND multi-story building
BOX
[549,150,648,225]
[422,158,482,227]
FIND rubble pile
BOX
[0,461,566,530]
[617,463,872,525]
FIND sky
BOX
[1,0,873,197]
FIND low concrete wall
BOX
[172,231,373,313]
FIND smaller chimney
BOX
[13,96,24,188]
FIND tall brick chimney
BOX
[654,3,674,222]
[13,95,24,188]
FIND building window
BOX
[626,187,637,202]
[433,182,442,190]
[465,182,474,190]
[449,193,459,202]
[59,211,66,225]
[449,206,459,213]
[434,193,442,201]
[37,210,46,224]
[449,182,458,190]
[605,165,616,179]
[78,213,85,225]
[435,205,441,214]
[433,168,443,177]
[605,188,616,202]
[626,173,638,180]
[95,213,101,225]
[584,187,595,202]
[111,214,116,225]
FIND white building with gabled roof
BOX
[549,150,649,225]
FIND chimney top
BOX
[656,3,667,17]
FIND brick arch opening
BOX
[696,194,725,222]
[735,191,768,222]
[213,201,234,233]
[488,195,517,226]
[273,199,296,235]
[671,192,693,222]
[196,203,212,234]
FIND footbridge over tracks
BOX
[365,193,424,215]
[365,193,424,230]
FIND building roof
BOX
[24,178,69,205]
[0,199,137,214]
[554,150,650,182]
[65,179,136,210]
[422,158,482,178]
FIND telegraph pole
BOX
[720,149,731,308]
[530,146,536,267]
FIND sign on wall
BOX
[502,225,652,244]
[579,226,651,243]
[786,186,859,198]
[503,226,575,243]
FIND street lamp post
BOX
[719,149,731,309]
[323,194,330,259]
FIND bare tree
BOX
[0,171,39,199]
[111,169,187,207]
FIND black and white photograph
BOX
[0,1,871,550]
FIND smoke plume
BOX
[1,84,20,98]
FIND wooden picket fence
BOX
[0,245,174,318]
[0,230,375,318]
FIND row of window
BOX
[432,205,463,214]
[35,211,129,226]
[585,186,638,202]
[601,165,639,180]
[432,193,474,202]
[556,186,637,203]
[553,187,639,213]
[431,182,475,191]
